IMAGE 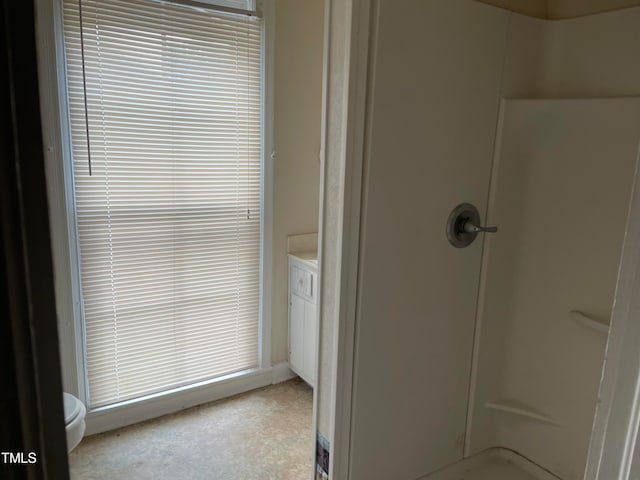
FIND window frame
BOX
[36,0,274,433]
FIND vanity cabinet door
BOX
[303,299,317,384]
[289,293,305,376]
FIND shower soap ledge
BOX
[485,398,561,426]
[569,310,610,334]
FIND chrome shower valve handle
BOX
[446,203,498,248]
[462,220,498,234]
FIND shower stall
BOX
[343,1,640,479]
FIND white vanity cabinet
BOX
[288,253,318,387]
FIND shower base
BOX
[418,448,560,480]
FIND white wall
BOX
[272,0,324,364]
[539,8,640,97]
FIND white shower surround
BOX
[466,97,640,479]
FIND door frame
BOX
[585,143,640,479]
[316,0,372,478]
[0,0,69,476]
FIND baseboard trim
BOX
[271,361,296,384]
[85,367,275,436]
[85,364,299,436]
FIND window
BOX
[62,0,263,408]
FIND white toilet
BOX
[63,393,86,452]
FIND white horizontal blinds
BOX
[62,0,262,408]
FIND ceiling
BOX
[475,0,640,18]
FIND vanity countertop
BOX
[288,251,318,270]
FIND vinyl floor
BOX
[69,378,313,480]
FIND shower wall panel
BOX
[468,98,640,479]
